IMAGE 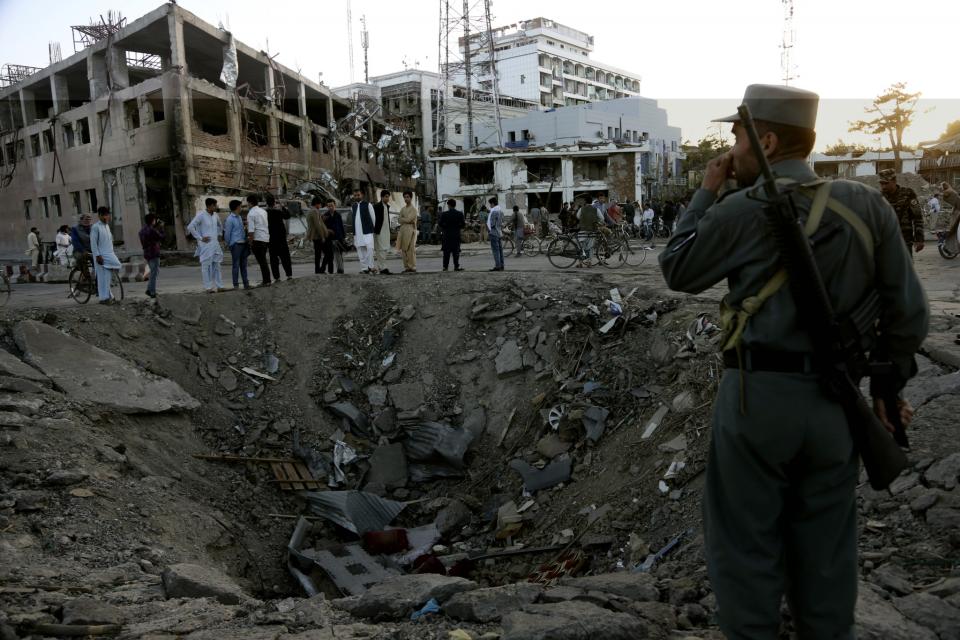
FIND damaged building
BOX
[0,3,400,256]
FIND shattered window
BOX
[77,118,91,144]
[63,123,75,148]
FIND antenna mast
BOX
[346,0,355,83]
[780,0,797,85]
[360,15,370,83]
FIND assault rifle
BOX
[737,104,908,490]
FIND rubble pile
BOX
[0,271,958,639]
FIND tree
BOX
[939,120,960,142]
[823,139,867,157]
[849,82,920,173]
[681,134,731,174]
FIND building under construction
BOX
[0,3,403,256]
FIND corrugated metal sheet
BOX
[302,490,406,535]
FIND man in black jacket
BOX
[265,194,293,280]
[439,198,466,271]
[372,189,393,274]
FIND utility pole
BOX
[360,15,369,84]
[483,0,503,148]
[780,0,796,85]
[462,0,473,151]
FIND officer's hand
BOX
[702,152,733,194]
[873,398,914,433]
[915,242,925,252]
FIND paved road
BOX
[3,238,956,313]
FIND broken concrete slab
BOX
[0,393,44,415]
[44,470,89,486]
[12,320,200,414]
[658,434,688,454]
[495,340,526,378]
[0,348,48,382]
[435,499,472,537]
[562,572,659,602]
[350,574,478,620]
[302,543,399,597]
[445,583,543,623]
[537,433,571,459]
[365,443,407,490]
[581,406,609,443]
[61,597,123,625]
[893,592,960,639]
[326,402,371,437]
[387,382,424,412]
[161,563,250,605]
[462,407,487,442]
[0,375,45,394]
[925,453,960,490]
[501,601,645,640]
[856,583,937,640]
[365,385,388,407]
[474,303,523,322]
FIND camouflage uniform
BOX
[878,169,923,248]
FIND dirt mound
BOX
[1,272,958,639]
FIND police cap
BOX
[714,84,819,130]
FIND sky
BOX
[1,0,957,151]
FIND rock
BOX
[445,583,543,623]
[219,370,238,393]
[373,407,396,434]
[561,572,659,602]
[0,393,44,415]
[495,340,525,377]
[870,564,914,596]
[0,348,48,382]
[893,592,960,640]
[926,577,960,599]
[12,490,46,512]
[462,407,487,442]
[387,383,424,412]
[539,586,583,603]
[649,335,675,366]
[501,601,645,640]
[537,433,571,459]
[0,376,45,393]
[186,627,285,640]
[399,305,416,321]
[658,434,687,454]
[44,469,89,486]
[61,597,123,625]
[925,453,960,490]
[435,500,473,537]
[926,507,960,533]
[671,390,697,413]
[631,600,677,629]
[366,385,388,407]
[351,574,477,620]
[0,411,30,428]
[910,491,939,513]
[13,320,200,414]
[365,443,407,490]
[856,582,937,640]
[888,473,919,495]
[161,563,250,605]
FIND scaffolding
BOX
[436,0,503,151]
[0,64,42,88]
[71,11,127,52]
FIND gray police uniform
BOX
[659,86,929,640]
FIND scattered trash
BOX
[392,524,441,566]
[547,405,567,431]
[404,422,475,481]
[663,460,686,480]
[633,528,695,573]
[641,405,670,440]
[582,405,610,443]
[509,456,572,493]
[327,402,371,437]
[264,353,280,374]
[410,598,441,621]
[381,353,396,369]
[241,367,276,381]
[658,480,669,494]
[330,440,359,487]
[302,490,406,535]
[496,501,523,540]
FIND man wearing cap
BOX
[878,168,924,254]
[660,84,928,639]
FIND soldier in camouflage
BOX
[878,168,924,253]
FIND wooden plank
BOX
[270,462,293,491]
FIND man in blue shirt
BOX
[224,200,250,289]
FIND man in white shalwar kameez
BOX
[90,207,122,304]
[351,189,376,273]
[187,198,225,292]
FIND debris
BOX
[663,460,686,480]
[362,529,410,555]
[671,390,697,413]
[69,488,94,498]
[330,441,359,487]
[327,402,371,437]
[473,303,522,322]
[445,583,543,623]
[547,405,567,431]
[404,422,474,480]
[264,354,280,374]
[582,406,610,443]
[241,367,276,381]
[381,353,396,369]
[366,443,408,490]
[641,405,670,440]
[497,409,518,447]
[537,433,571,459]
[161,563,250,604]
[495,340,527,377]
[435,500,472,537]
[496,501,523,539]
[448,630,474,640]
[509,456,572,493]
[350,574,478,621]
[410,598,441,621]
[388,382,425,412]
[658,434,688,454]
[302,490,406,534]
[392,523,441,566]
[633,528,694,573]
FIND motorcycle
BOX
[936,229,959,260]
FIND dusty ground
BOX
[0,255,959,639]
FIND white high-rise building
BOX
[457,17,642,110]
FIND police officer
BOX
[659,84,929,639]
[878,168,924,254]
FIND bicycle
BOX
[547,232,625,269]
[68,255,124,304]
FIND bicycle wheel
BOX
[547,238,580,269]
[598,237,625,269]
[523,236,540,257]
[502,236,515,255]
[68,268,93,304]
[623,237,647,266]
[110,270,124,301]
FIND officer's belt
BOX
[722,348,818,374]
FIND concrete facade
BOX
[433,145,656,215]
[455,17,642,110]
[809,151,922,179]
[0,3,392,257]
